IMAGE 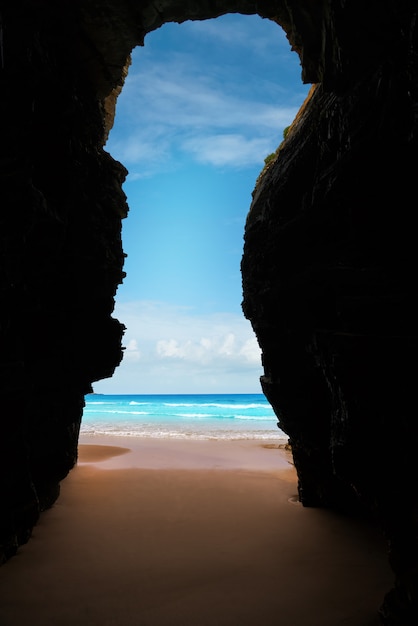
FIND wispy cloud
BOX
[180,14,294,61]
[106,16,308,176]
[181,133,274,167]
[93,301,264,394]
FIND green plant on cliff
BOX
[255,124,293,190]
[264,152,276,166]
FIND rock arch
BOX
[1,1,418,622]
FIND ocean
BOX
[82,393,287,441]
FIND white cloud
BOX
[122,65,296,132]
[105,18,308,176]
[180,15,294,61]
[124,338,141,361]
[219,332,235,356]
[181,133,274,167]
[93,300,264,394]
[239,337,261,363]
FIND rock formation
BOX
[1,1,417,623]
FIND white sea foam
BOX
[165,402,269,409]
[234,414,276,421]
[80,426,286,441]
[83,409,149,416]
[176,413,208,418]
[82,393,282,441]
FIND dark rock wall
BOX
[1,0,418,622]
[0,1,127,561]
[242,7,418,622]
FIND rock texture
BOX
[1,1,418,623]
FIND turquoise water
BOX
[82,393,287,441]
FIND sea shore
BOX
[0,435,393,625]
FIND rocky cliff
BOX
[1,1,418,623]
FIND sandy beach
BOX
[0,436,393,625]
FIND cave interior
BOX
[1,1,418,623]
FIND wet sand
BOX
[0,436,393,625]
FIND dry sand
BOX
[0,436,393,625]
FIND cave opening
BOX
[94,13,310,401]
[3,2,416,621]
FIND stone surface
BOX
[1,1,418,623]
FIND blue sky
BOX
[93,13,310,395]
